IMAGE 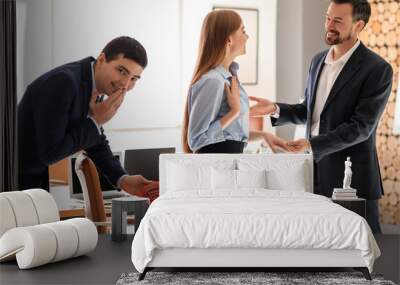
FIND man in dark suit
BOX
[18,36,152,195]
[249,0,393,232]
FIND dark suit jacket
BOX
[18,57,127,190]
[272,42,393,200]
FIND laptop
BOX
[124,148,175,180]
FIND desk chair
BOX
[74,153,153,234]
[74,153,108,233]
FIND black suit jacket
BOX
[272,42,393,200]
[18,57,127,190]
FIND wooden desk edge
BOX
[59,208,85,219]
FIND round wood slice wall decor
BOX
[359,0,400,225]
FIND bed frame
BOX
[139,248,371,280]
[137,154,372,281]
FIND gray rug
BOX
[116,271,396,285]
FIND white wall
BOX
[16,0,277,153]
[276,0,303,140]
[275,0,327,140]
[49,0,182,130]
[16,0,52,103]
[181,0,276,103]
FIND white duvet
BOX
[131,190,380,273]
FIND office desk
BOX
[59,208,85,219]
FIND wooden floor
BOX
[0,234,398,285]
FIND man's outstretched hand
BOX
[286,139,311,153]
[249,96,277,117]
[120,175,152,196]
[262,132,291,153]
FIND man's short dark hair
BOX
[102,36,148,68]
[331,0,371,25]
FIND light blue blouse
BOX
[187,62,249,152]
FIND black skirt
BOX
[196,140,245,154]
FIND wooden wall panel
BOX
[360,0,400,224]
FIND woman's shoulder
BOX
[192,68,225,90]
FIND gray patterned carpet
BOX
[116,271,396,285]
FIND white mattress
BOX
[131,190,380,273]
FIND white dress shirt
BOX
[311,40,360,136]
[187,62,249,152]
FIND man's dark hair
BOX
[102,36,148,68]
[331,0,371,25]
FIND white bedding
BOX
[131,190,380,273]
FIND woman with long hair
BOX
[182,10,288,154]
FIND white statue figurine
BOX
[342,157,353,189]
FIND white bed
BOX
[131,154,380,280]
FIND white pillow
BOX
[211,168,237,190]
[211,169,268,190]
[166,158,235,192]
[236,169,267,189]
[166,162,211,191]
[266,167,306,191]
[237,157,308,191]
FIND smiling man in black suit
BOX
[18,36,151,195]
[249,0,393,233]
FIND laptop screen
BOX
[124,148,175,181]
